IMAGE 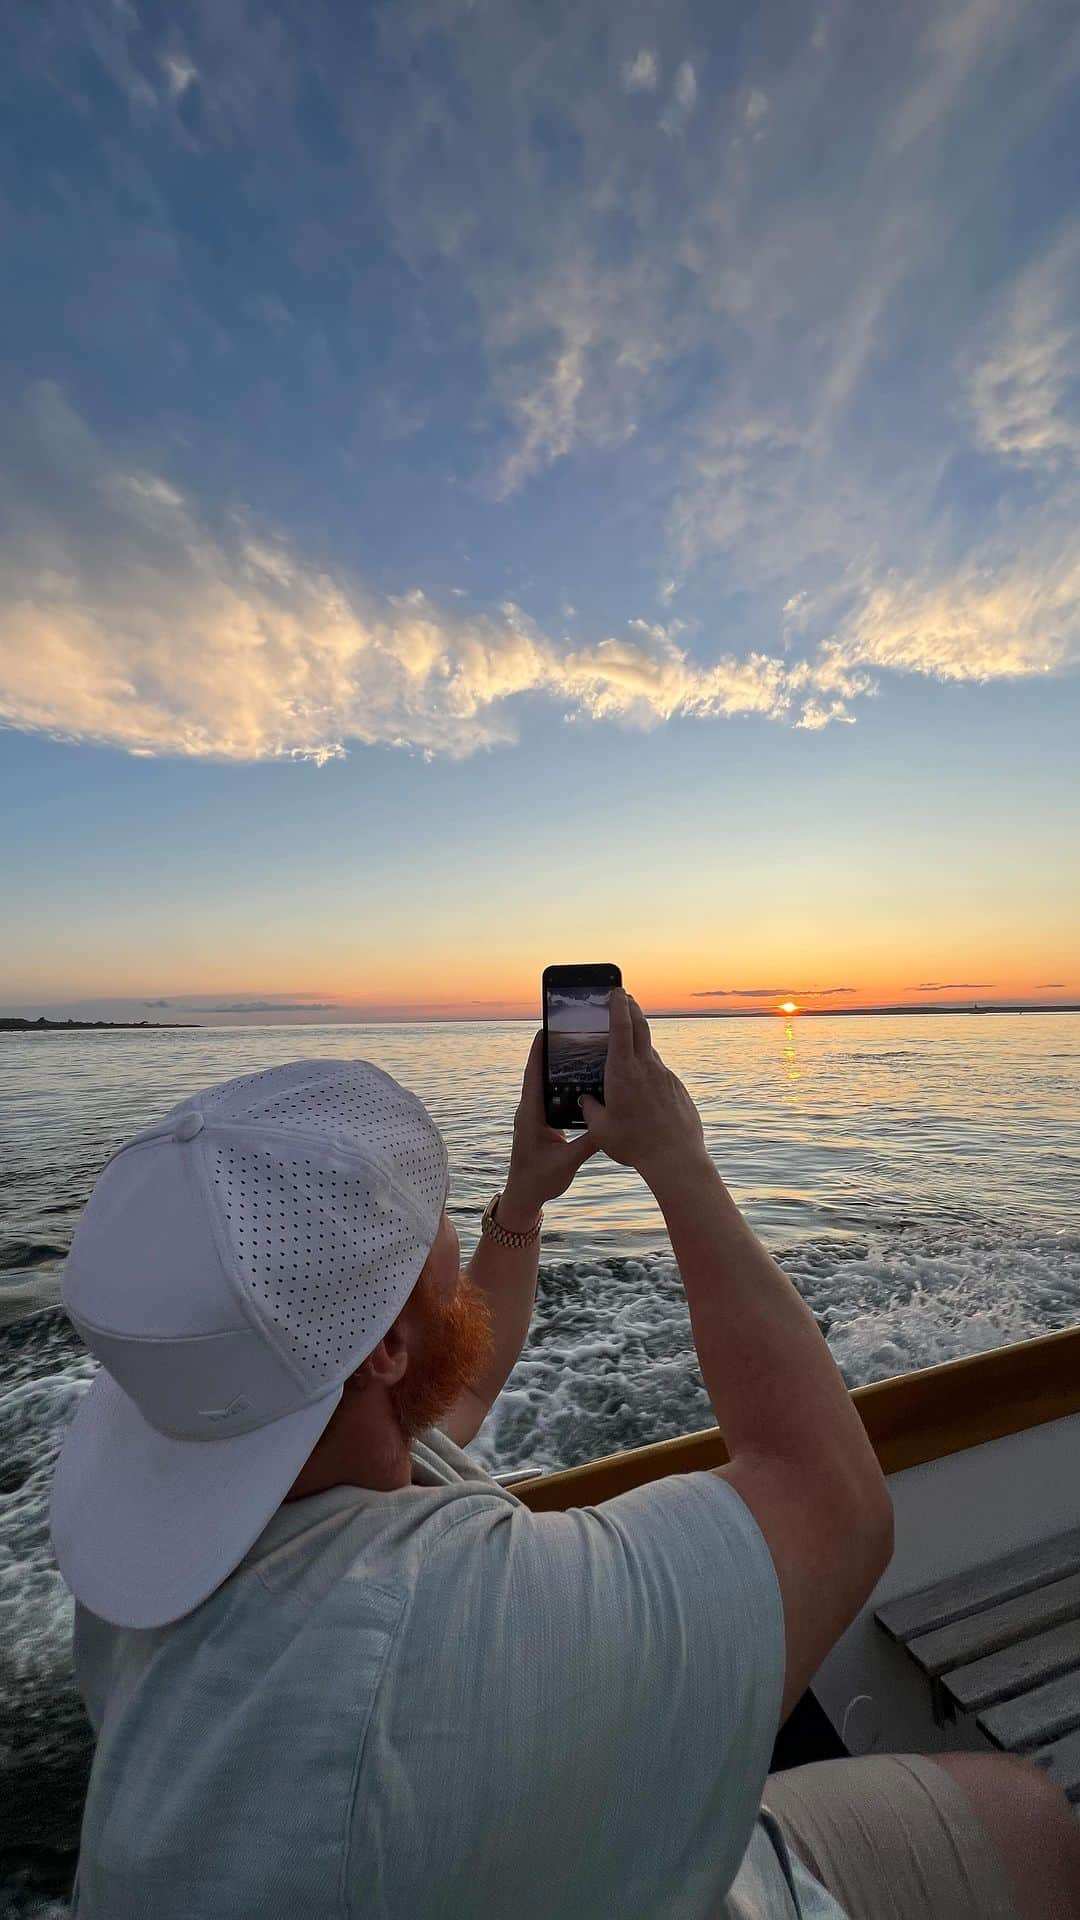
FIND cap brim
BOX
[50,1368,343,1629]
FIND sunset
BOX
[3,6,1080,1913]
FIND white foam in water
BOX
[464,1218,1080,1469]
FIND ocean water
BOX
[2,1012,1079,1914]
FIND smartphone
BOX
[542,962,622,1129]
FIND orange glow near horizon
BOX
[8,938,1077,1023]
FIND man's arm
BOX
[441,1033,595,1449]
[440,1182,542,1448]
[581,990,894,1723]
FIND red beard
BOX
[390,1269,496,1442]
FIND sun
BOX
[779,1000,799,1015]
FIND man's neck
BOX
[283,1421,414,1501]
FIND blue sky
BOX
[1,0,1078,1018]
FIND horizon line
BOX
[5,1000,1079,1029]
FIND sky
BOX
[1,0,1078,1023]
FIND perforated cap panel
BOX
[167,1060,448,1395]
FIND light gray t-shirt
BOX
[70,1429,847,1918]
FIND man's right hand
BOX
[579,987,709,1190]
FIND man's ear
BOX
[344,1324,408,1393]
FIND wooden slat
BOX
[942,1620,1080,1714]
[1031,1729,1080,1804]
[906,1571,1080,1678]
[518,1324,1080,1512]
[875,1527,1080,1645]
[978,1667,1080,1751]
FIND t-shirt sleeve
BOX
[392,1469,787,1916]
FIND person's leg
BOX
[928,1752,1080,1920]
[763,1752,1020,1919]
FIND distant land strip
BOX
[0,1017,200,1032]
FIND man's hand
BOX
[578,987,707,1191]
[502,1031,598,1225]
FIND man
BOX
[52,992,1080,1917]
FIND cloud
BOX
[674,61,698,113]
[912,982,995,991]
[1036,982,1065,987]
[488,254,673,498]
[622,50,658,93]
[692,988,785,998]
[206,1001,339,1014]
[884,0,1013,157]
[660,59,698,136]
[161,53,198,99]
[143,998,171,1008]
[828,551,1080,683]
[0,388,873,764]
[745,89,768,126]
[967,225,1080,468]
[691,986,856,999]
[494,323,592,498]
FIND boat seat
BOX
[875,1525,1080,1802]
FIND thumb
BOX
[567,1128,599,1172]
[578,1091,602,1127]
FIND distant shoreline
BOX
[0,1018,200,1032]
[1,1005,1077,1032]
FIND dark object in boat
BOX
[770,1690,848,1772]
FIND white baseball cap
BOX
[49,1059,448,1630]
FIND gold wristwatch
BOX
[480,1192,543,1248]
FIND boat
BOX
[498,1326,1080,1797]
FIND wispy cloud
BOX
[692,988,786,999]
[967,224,1080,467]
[622,49,658,93]
[691,986,856,998]
[884,0,1013,157]
[912,982,996,990]
[206,1001,339,1013]
[161,52,198,100]
[660,59,699,138]
[829,552,1080,684]
[0,387,873,763]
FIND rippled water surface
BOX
[4,1008,1080,1462]
[4,1012,1079,1281]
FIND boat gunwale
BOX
[516,1323,1080,1511]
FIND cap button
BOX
[175,1112,205,1143]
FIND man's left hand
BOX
[502,1031,598,1223]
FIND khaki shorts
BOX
[763,1753,1019,1919]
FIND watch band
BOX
[480,1192,543,1248]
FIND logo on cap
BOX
[198,1395,252,1422]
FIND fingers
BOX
[627,994,652,1056]
[606,985,632,1060]
[521,1029,543,1097]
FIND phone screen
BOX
[542,963,621,1129]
